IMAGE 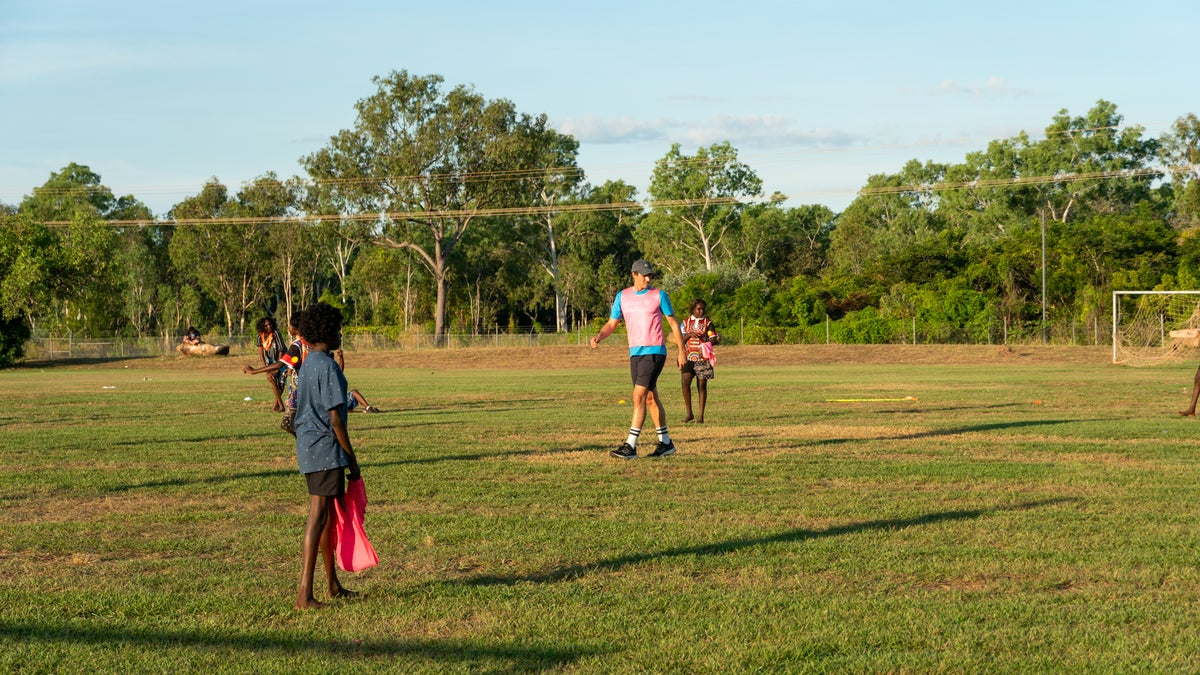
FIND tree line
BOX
[3,69,1199,365]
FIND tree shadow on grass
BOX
[452,497,1077,587]
[0,620,607,672]
[802,418,1118,447]
[105,445,599,493]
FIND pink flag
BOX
[332,477,379,572]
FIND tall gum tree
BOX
[1160,113,1200,229]
[515,132,582,332]
[643,142,762,274]
[168,175,292,336]
[303,70,560,346]
[17,163,140,333]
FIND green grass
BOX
[3,353,1200,672]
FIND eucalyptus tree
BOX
[16,163,141,333]
[737,198,835,282]
[345,245,428,327]
[303,70,561,346]
[1018,100,1158,224]
[1160,113,1200,229]
[19,163,127,222]
[555,180,644,323]
[512,131,583,332]
[827,160,947,282]
[642,142,762,274]
[168,175,295,336]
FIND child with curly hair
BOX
[291,302,360,609]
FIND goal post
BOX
[1112,290,1200,365]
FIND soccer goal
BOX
[1112,290,1200,365]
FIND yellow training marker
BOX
[825,396,919,402]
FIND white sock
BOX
[657,426,670,444]
[625,428,641,447]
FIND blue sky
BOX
[3,0,1198,217]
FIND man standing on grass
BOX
[590,259,687,459]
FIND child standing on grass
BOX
[244,311,308,433]
[254,317,287,412]
[292,302,360,610]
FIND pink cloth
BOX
[619,288,665,348]
[700,340,716,365]
[332,477,378,572]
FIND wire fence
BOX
[21,328,597,361]
[21,317,1116,362]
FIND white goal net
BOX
[1112,291,1200,365]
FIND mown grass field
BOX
[3,346,1200,673]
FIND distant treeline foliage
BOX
[3,71,1199,366]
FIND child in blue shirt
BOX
[292,301,361,610]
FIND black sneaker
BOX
[610,442,637,459]
[648,441,676,457]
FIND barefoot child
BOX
[244,311,306,429]
[254,317,287,412]
[292,302,360,609]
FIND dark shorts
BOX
[681,358,714,380]
[629,353,667,390]
[305,467,345,497]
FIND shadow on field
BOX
[0,620,608,671]
[454,497,1077,587]
[401,398,562,413]
[106,446,595,492]
[809,418,1114,445]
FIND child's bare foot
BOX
[683,415,695,423]
[331,587,358,600]
[696,418,704,424]
[295,597,328,610]
[1180,410,1195,417]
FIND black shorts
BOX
[629,353,667,390]
[305,467,345,497]
[681,358,714,380]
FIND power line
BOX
[857,167,1166,197]
[32,197,740,228]
[21,163,1186,228]
[6,125,1186,208]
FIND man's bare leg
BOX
[646,388,666,430]
[630,385,649,431]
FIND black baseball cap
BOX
[631,259,656,276]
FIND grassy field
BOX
[3,347,1200,672]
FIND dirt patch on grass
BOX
[34,344,1113,372]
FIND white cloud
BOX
[557,113,858,149]
[682,114,857,149]
[555,116,671,144]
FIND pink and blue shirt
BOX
[609,287,675,356]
